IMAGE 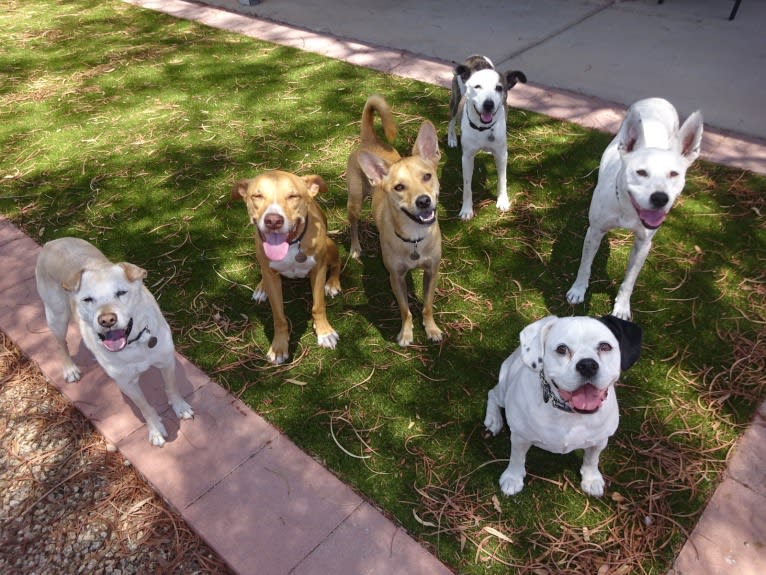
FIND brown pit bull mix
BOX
[346,94,443,347]
[232,171,341,364]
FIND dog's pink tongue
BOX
[570,384,604,412]
[481,111,493,124]
[639,209,667,228]
[263,233,289,261]
[102,330,127,352]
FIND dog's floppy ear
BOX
[503,70,527,90]
[357,151,390,186]
[413,121,440,164]
[519,315,558,372]
[598,315,643,371]
[677,110,704,166]
[231,179,250,201]
[61,269,85,292]
[302,175,328,198]
[454,64,472,83]
[118,263,148,283]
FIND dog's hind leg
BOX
[346,156,366,259]
[566,225,606,305]
[612,233,653,320]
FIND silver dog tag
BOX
[295,251,307,263]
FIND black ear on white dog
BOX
[598,315,642,371]
[503,70,527,91]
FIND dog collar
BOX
[468,118,496,132]
[289,214,309,263]
[126,320,158,348]
[394,229,423,261]
[539,370,574,413]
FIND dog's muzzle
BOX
[97,317,133,352]
[628,191,668,229]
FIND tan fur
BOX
[346,94,444,346]
[233,170,341,364]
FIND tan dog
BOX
[347,95,443,347]
[232,171,341,364]
[35,237,193,447]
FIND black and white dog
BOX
[447,55,526,220]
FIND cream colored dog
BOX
[347,94,443,347]
[35,237,193,447]
[232,171,341,364]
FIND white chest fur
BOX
[268,243,317,279]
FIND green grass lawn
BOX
[2,1,765,573]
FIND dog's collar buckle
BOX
[540,370,573,413]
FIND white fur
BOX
[566,98,704,319]
[484,316,624,497]
[36,238,193,447]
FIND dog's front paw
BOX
[580,471,606,497]
[483,410,504,436]
[396,327,414,347]
[459,206,475,221]
[252,286,268,303]
[63,363,82,383]
[611,299,632,321]
[566,284,586,305]
[447,133,458,148]
[496,194,511,213]
[499,469,525,496]
[148,422,168,447]
[171,399,194,420]
[324,283,341,298]
[317,330,339,349]
[267,348,289,365]
[424,322,443,343]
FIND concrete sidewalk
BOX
[188,0,766,176]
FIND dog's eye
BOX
[82,297,94,304]
[636,169,648,177]
[116,290,127,298]
[555,344,569,356]
[669,171,679,178]
[422,173,432,182]
[495,85,503,93]
[394,183,406,192]
[598,342,613,352]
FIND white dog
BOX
[484,315,642,497]
[35,237,194,447]
[447,55,526,220]
[566,97,704,319]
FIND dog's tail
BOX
[360,94,397,147]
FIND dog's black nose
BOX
[576,358,599,378]
[650,192,669,208]
[415,195,432,210]
[482,99,494,112]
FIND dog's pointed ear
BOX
[61,269,85,292]
[504,70,527,90]
[598,315,643,371]
[357,151,390,186]
[118,263,148,283]
[302,175,328,198]
[519,315,558,372]
[677,110,704,166]
[231,179,250,201]
[618,109,644,156]
[413,121,440,164]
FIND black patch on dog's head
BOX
[598,315,643,371]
